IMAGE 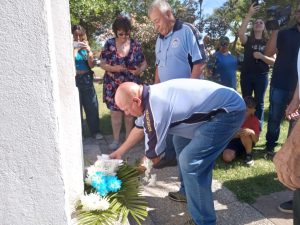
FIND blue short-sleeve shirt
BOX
[135,79,245,158]
[155,20,206,82]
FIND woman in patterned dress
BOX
[100,16,147,150]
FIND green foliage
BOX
[76,163,148,225]
[203,0,300,55]
[70,0,134,38]
[113,164,148,224]
[77,204,118,225]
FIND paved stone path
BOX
[82,136,293,225]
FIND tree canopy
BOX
[69,0,300,83]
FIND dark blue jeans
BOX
[265,86,294,150]
[163,134,177,160]
[240,72,268,128]
[78,85,100,136]
[173,110,245,225]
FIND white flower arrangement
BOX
[80,193,110,211]
[76,154,148,225]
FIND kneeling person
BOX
[222,96,260,166]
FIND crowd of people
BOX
[72,0,300,224]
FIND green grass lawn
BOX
[92,67,289,203]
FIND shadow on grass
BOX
[222,172,286,204]
[214,153,286,203]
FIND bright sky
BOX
[202,0,227,16]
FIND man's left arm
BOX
[187,24,207,79]
[191,62,206,79]
[110,127,144,159]
[286,82,300,120]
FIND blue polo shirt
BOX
[155,20,206,82]
[214,51,237,89]
[271,25,300,91]
[135,79,245,158]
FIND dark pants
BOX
[295,189,300,225]
[78,85,100,136]
[240,72,268,128]
[164,134,177,160]
[265,86,294,150]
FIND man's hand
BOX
[109,150,123,159]
[285,101,300,120]
[139,155,161,168]
[151,156,161,165]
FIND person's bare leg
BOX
[124,114,134,139]
[240,135,253,154]
[222,149,236,163]
[110,111,122,143]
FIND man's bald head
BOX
[115,82,143,117]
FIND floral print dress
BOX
[100,38,145,111]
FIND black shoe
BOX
[264,147,275,160]
[152,156,177,169]
[278,200,293,213]
[264,151,275,160]
[168,191,187,202]
[245,154,254,166]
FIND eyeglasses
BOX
[117,32,130,37]
[255,21,264,25]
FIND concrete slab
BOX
[251,190,293,225]
[215,201,273,225]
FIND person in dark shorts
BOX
[222,96,260,166]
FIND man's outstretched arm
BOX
[110,127,144,159]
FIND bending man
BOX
[110,79,245,225]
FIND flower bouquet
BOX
[75,155,148,225]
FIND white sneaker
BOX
[109,140,120,150]
[94,133,103,140]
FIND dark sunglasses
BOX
[220,42,229,47]
[117,32,130,37]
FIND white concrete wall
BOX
[0,0,84,224]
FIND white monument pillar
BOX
[0,0,84,224]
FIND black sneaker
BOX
[152,156,177,169]
[168,191,187,203]
[278,200,293,213]
[245,154,254,166]
[264,151,275,160]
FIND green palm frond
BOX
[111,164,148,225]
[76,208,117,225]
